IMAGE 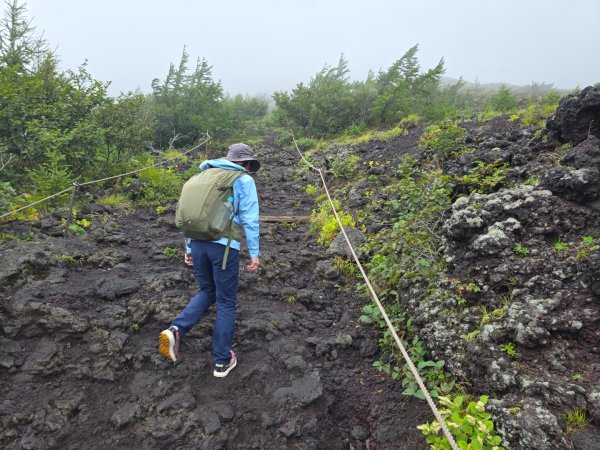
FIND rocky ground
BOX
[0,145,432,449]
[1,86,600,449]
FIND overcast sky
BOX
[20,0,600,97]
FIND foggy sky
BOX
[20,0,600,97]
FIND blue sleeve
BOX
[233,174,260,258]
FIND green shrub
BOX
[399,114,421,128]
[162,247,179,258]
[97,193,131,209]
[0,181,16,214]
[454,160,509,194]
[484,85,518,113]
[310,198,355,245]
[418,395,504,449]
[565,408,589,434]
[378,126,407,141]
[576,236,599,260]
[330,154,360,179]
[343,123,367,137]
[295,137,316,151]
[132,167,182,206]
[365,156,452,287]
[513,243,530,256]
[500,342,517,357]
[67,223,86,234]
[419,121,468,157]
[521,92,561,127]
[274,131,294,147]
[305,184,318,196]
[27,150,77,208]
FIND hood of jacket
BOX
[199,159,246,172]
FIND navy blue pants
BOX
[171,240,239,364]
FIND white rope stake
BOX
[292,136,459,450]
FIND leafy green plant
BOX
[576,236,599,260]
[330,153,360,179]
[399,114,420,128]
[463,329,480,342]
[507,406,521,415]
[524,176,539,186]
[364,299,456,400]
[378,126,407,141]
[280,221,297,231]
[554,238,569,254]
[56,255,78,264]
[67,223,86,234]
[454,159,509,194]
[21,229,36,241]
[364,156,452,288]
[401,351,454,400]
[162,247,179,258]
[0,181,16,215]
[333,256,359,281]
[130,166,182,206]
[480,303,509,326]
[77,218,91,229]
[417,395,504,449]
[274,131,294,147]
[571,373,583,382]
[565,408,589,434]
[295,137,316,151]
[286,294,297,305]
[97,193,131,208]
[310,198,355,245]
[520,92,561,127]
[419,121,468,157]
[132,323,140,332]
[582,236,597,246]
[513,243,530,256]
[500,342,517,357]
[343,123,367,137]
[305,184,318,196]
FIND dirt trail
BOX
[0,144,431,449]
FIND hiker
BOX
[159,143,261,378]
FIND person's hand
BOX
[184,253,193,267]
[245,257,260,272]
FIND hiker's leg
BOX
[171,240,216,338]
[210,244,239,364]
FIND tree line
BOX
[0,0,566,215]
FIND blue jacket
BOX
[198,159,260,258]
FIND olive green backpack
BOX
[175,168,244,267]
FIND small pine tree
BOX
[485,85,518,113]
[26,150,76,207]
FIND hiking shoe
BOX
[213,350,237,378]
[159,326,180,363]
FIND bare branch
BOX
[168,133,182,149]
[0,152,15,172]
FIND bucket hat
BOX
[223,143,261,173]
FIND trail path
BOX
[0,143,431,449]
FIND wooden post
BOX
[205,131,209,160]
